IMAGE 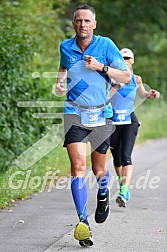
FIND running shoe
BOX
[116,193,127,207]
[116,185,130,207]
[95,186,110,223]
[74,219,93,247]
[126,189,131,201]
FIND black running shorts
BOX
[63,114,115,154]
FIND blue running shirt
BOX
[111,74,137,124]
[60,35,127,116]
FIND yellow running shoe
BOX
[74,220,93,247]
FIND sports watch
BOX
[103,65,109,73]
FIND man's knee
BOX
[70,158,86,177]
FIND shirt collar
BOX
[70,35,96,52]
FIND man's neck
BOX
[76,36,93,53]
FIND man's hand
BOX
[54,82,67,97]
[85,55,103,71]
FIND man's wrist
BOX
[102,65,109,74]
[114,85,119,91]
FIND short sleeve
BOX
[60,43,66,68]
[106,38,127,70]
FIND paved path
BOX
[0,138,167,252]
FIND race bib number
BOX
[81,108,106,127]
[112,109,131,125]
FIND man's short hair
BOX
[73,4,96,21]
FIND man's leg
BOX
[91,150,110,223]
[67,142,87,221]
[67,142,93,247]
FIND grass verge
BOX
[135,99,167,144]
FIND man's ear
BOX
[93,20,97,30]
[72,21,75,29]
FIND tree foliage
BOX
[0,0,70,171]
[66,0,167,95]
[0,20,40,171]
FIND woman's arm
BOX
[136,75,160,99]
[109,82,125,98]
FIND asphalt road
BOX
[0,138,167,252]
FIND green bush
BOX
[0,20,45,172]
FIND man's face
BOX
[72,9,96,39]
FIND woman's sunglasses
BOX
[123,57,131,60]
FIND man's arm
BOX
[85,55,131,84]
[106,67,131,84]
[55,66,67,96]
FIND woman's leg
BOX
[110,126,123,186]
